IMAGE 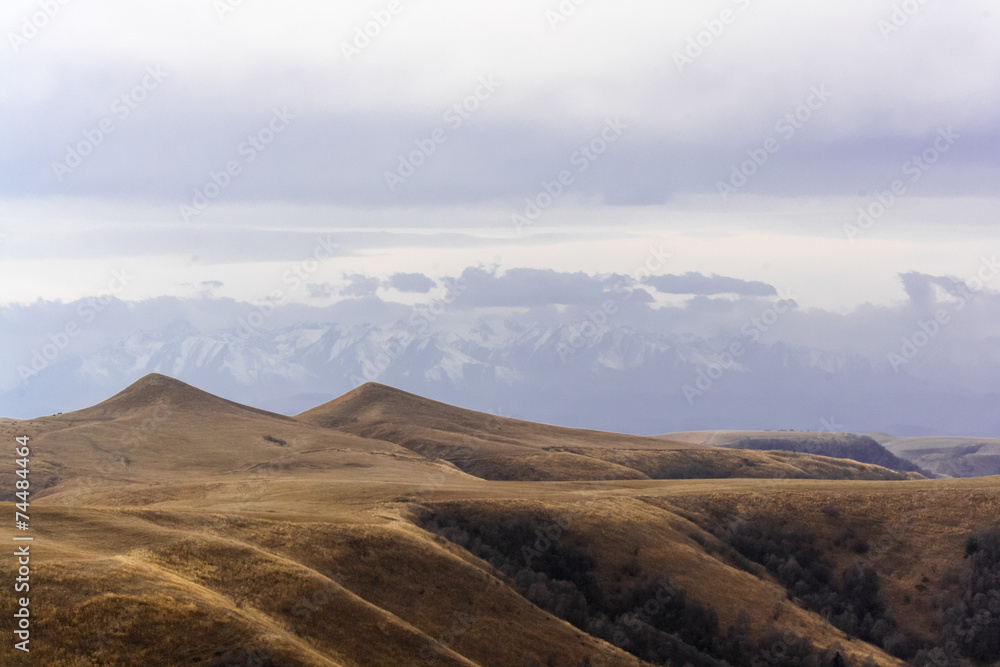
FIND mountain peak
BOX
[297,382,452,428]
[66,373,292,422]
[343,382,424,404]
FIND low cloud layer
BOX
[644,272,777,296]
[452,267,620,308]
[387,272,436,293]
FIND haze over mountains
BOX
[4,284,999,438]
[873,433,1000,479]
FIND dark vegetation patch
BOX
[720,518,1000,665]
[419,505,868,667]
[722,515,922,660]
[910,528,1000,666]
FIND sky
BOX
[1,0,998,431]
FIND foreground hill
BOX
[2,375,991,666]
[662,430,926,476]
[871,433,1000,478]
[299,384,911,482]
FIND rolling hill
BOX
[0,374,995,666]
[299,384,914,482]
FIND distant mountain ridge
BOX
[4,316,998,437]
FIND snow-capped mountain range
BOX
[5,314,997,437]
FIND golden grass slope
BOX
[7,474,970,665]
[300,383,911,482]
[1,374,982,666]
[0,504,644,666]
[0,375,451,502]
[298,382,706,452]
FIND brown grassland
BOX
[1,375,997,666]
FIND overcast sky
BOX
[2,0,998,312]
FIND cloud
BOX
[453,267,614,308]
[1,1,998,206]
[340,274,381,298]
[644,272,777,297]
[387,272,435,293]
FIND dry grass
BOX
[0,375,995,666]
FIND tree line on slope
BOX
[721,517,1000,666]
[419,507,872,667]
